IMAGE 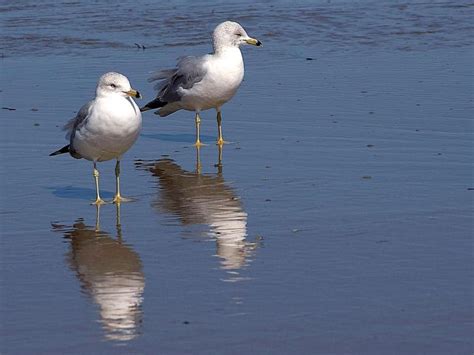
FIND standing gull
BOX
[50,72,142,205]
[140,21,261,146]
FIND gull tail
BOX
[140,97,167,112]
[49,145,70,156]
[49,145,82,159]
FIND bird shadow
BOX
[47,186,114,200]
[141,133,214,144]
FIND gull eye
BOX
[110,83,117,88]
[235,33,242,37]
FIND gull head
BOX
[213,21,262,52]
[96,72,141,99]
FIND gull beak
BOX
[244,37,262,47]
[125,89,141,99]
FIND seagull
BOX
[50,72,142,205]
[140,21,261,146]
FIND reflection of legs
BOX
[216,111,226,146]
[215,143,223,175]
[115,202,122,239]
[194,112,203,147]
[195,145,202,174]
[92,162,105,205]
[94,203,101,232]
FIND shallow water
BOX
[1,0,473,354]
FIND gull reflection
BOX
[136,148,257,277]
[52,205,144,341]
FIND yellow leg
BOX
[112,160,122,204]
[216,111,229,145]
[92,163,106,205]
[194,112,204,147]
[113,160,134,204]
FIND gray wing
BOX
[149,55,208,103]
[63,100,93,141]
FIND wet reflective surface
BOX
[1,0,473,353]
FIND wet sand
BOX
[1,0,473,354]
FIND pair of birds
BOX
[50,21,261,205]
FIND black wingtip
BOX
[49,145,70,156]
[140,98,167,112]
